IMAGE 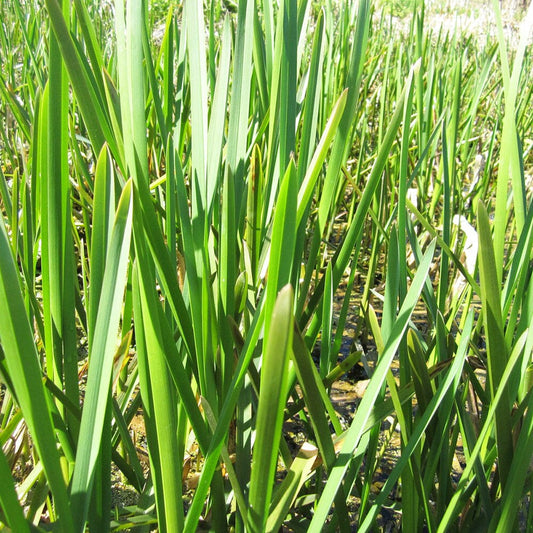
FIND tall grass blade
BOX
[264,160,297,336]
[0,214,74,531]
[132,252,184,532]
[477,199,513,489]
[44,0,113,156]
[249,284,294,532]
[70,181,132,531]
[491,0,532,276]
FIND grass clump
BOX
[0,0,532,531]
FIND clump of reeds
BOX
[0,0,532,531]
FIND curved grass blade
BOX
[296,89,348,229]
[300,61,419,332]
[290,324,341,467]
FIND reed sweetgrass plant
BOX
[0,0,532,531]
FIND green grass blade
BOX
[320,263,333,378]
[71,0,105,92]
[202,395,250,530]
[297,8,324,183]
[407,329,434,416]
[360,311,475,532]
[308,239,436,530]
[245,144,265,283]
[132,254,185,532]
[135,183,197,366]
[114,0,148,185]
[206,17,232,214]
[491,0,532,273]
[0,83,31,142]
[226,0,254,181]
[492,377,533,533]
[183,304,266,532]
[70,180,133,531]
[218,0,255,334]
[477,199,514,489]
[131,239,210,454]
[301,62,417,332]
[264,160,297,337]
[291,323,341,465]
[185,0,208,214]
[0,446,30,532]
[266,442,318,533]
[382,226,400,341]
[44,0,111,155]
[277,0,297,172]
[502,201,533,351]
[316,0,369,234]
[296,89,347,229]
[249,284,294,532]
[437,329,529,532]
[39,8,80,415]
[0,216,74,532]
[88,144,115,343]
